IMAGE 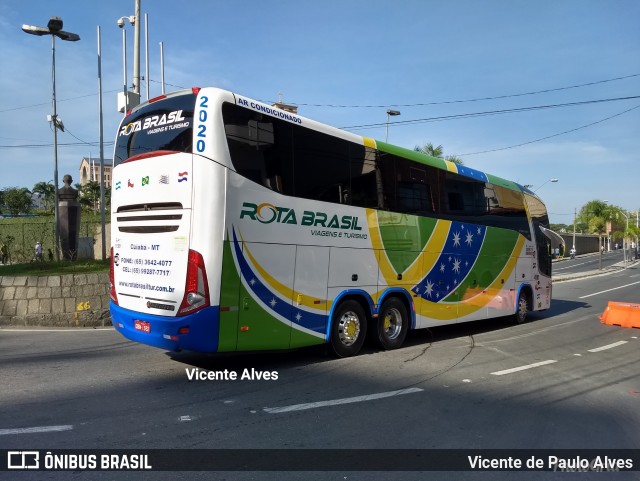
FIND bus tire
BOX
[372,297,409,350]
[514,290,529,324]
[330,299,367,357]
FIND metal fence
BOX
[0,219,103,264]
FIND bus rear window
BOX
[114,92,196,165]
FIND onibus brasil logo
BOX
[240,202,363,231]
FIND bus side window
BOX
[265,175,283,193]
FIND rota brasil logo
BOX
[119,110,187,136]
[240,202,363,231]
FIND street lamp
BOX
[534,178,558,193]
[385,109,401,143]
[22,16,80,262]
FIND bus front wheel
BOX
[372,297,409,350]
[330,300,367,357]
[514,290,529,324]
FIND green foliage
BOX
[2,187,32,216]
[0,216,106,263]
[576,201,639,248]
[576,200,618,235]
[550,223,569,233]
[414,142,464,165]
[76,181,110,214]
[0,259,108,276]
[32,181,55,212]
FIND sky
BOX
[0,0,638,225]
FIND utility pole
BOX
[132,0,141,96]
[572,207,576,253]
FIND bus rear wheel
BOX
[330,300,367,357]
[372,297,409,350]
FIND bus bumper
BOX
[110,302,220,352]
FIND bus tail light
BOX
[110,247,119,305]
[178,249,210,316]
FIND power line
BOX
[0,141,113,150]
[4,73,637,115]
[343,95,640,129]
[292,73,640,108]
[456,103,640,156]
[0,89,121,114]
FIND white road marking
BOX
[554,261,594,271]
[0,425,73,436]
[578,281,640,299]
[588,340,628,353]
[491,360,557,376]
[264,387,423,414]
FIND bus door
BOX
[236,242,293,351]
[291,245,330,347]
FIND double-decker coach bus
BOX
[110,87,553,357]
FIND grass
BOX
[0,213,108,265]
[0,259,109,277]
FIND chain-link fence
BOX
[0,218,104,264]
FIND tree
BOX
[2,187,32,216]
[576,200,631,252]
[77,181,101,213]
[32,181,55,212]
[414,142,464,165]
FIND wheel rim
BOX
[518,296,527,320]
[338,310,361,346]
[382,307,403,340]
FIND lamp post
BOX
[385,109,401,143]
[117,16,136,113]
[22,17,80,262]
[619,211,629,263]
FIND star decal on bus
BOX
[424,280,434,297]
[453,231,461,247]
[411,220,489,304]
[452,258,461,273]
[465,231,474,246]
[230,227,327,336]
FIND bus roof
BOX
[129,86,530,196]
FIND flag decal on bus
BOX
[412,222,486,303]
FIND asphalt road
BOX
[552,249,629,276]
[1,260,639,480]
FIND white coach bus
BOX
[109,87,552,357]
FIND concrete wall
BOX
[0,272,111,327]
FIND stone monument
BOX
[58,174,81,260]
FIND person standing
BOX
[35,241,43,262]
[0,243,7,264]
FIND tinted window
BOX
[223,103,294,195]
[222,102,378,207]
[114,92,195,166]
[222,103,531,238]
[525,193,551,276]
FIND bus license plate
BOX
[134,320,151,333]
